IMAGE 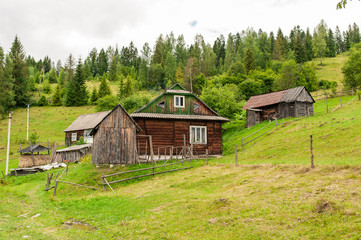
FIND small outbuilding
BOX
[52,143,92,163]
[63,111,111,146]
[243,86,315,128]
[18,144,52,167]
[91,104,141,165]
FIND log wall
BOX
[135,118,223,155]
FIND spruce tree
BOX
[244,48,256,74]
[0,47,15,116]
[9,36,29,107]
[109,57,118,82]
[273,28,288,61]
[305,28,314,61]
[52,84,62,106]
[335,26,344,54]
[65,59,88,106]
[294,32,306,63]
[90,87,98,104]
[98,74,111,99]
[326,29,336,57]
[124,75,134,97]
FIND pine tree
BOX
[108,56,118,82]
[117,76,126,100]
[326,29,336,57]
[0,46,15,116]
[9,36,29,107]
[294,32,306,63]
[98,74,111,98]
[65,53,75,81]
[152,35,164,65]
[335,26,344,54]
[97,48,108,76]
[305,28,313,61]
[90,87,98,104]
[52,84,62,106]
[164,52,177,83]
[65,59,88,106]
[273,28,288,61]
[175,35,188,68]
[244,48,256,74]
[224,33,235,71]
[124,75,134,97]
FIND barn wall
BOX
[135,118,223,155]
[92,106,138,165]
[295,102,314,117]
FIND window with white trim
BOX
[71,132,77,142]
[174,95,185,108]
[190,126,207,144]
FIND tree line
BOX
[0,20,360,119]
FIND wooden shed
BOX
[91,104,141,165]
[63,111,110,146]
[243,86,315,128]
[52,143,92,163]
[130,83,229,156]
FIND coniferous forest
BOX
[1,20,361,119]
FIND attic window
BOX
[157,100,165,109]
[174,95,185,108]
[193,102,200,111]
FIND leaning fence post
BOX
[275,118,278,130]
[235,144,238,166]
[310,135,314,168]
[102,173,105,190]
[241,137,245,151]
[53,180,58,197]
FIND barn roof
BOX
[242,86,314,110]
[91,104,142,136]
[133,83,222,117]
[63,111,111,132]
[19,144,51,153]
[130,113,230,122]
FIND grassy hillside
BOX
[222,95,361,165]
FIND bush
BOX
[121,95,151,113]
[96,95,119,112]
[74,137,86,145]
[37,95,48,106]
[319,80,338,90]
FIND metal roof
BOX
[63,111,111,132]
[242,86,314,110]
[19,144,51,153]
[131,113,230,122]
[56,143,92,152]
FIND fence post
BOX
[53,180,58,197]
[275,118,278,130]
[206,149,208,165]
[326,94,328,113]
[241,137,245,151]
[235,144,238,166]
[102,173,105,190]
[310,135,314,169]
[340,96,343,108]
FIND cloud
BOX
[189,20,198,27]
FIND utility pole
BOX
[26,104,30,141]
[6,112,13,175]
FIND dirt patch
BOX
[314,199,337,214]
[62,219,97,231]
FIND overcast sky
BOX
[1,0,360,64]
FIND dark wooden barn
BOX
[243,86,315,128]
[91,104,141,165]
[130,83,229,156]
[63,111,110,146]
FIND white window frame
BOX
[71,132,77,142]
[174,95,185,108]
[84,129,93,143]
[190,126,207,144]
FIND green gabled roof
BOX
[168,82,186,91]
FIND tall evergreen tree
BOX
[244,48,256,74]
[98,74,112,98]
[90,87,98,104]
[0,46,15,116]
[294,32,306,63]
[97,48,108,76]
[65,53,75,81]
[9,36,29,107]
[108,56,118,82]
[326,29,336,57]
[305,28,313,61]
[65,59,88,106]
[213,35,226,69]
[175,35,188,68]
[273,28,288,61]
[335,26,344,54]
[224,33,235,71]
[52,84,62,106]
[164,52,177,83]
[152,35,165,65]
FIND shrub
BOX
[37,95,48,106]
[96,95,119,112]
[121,95,151,113]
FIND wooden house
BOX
[130,83,229,156]
[91,104,141,165]
[243,86,315,128]
[63,111,110,146]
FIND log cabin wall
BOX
[135,118,223,155]
[92,106,138,165]
[65,130,84,146]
